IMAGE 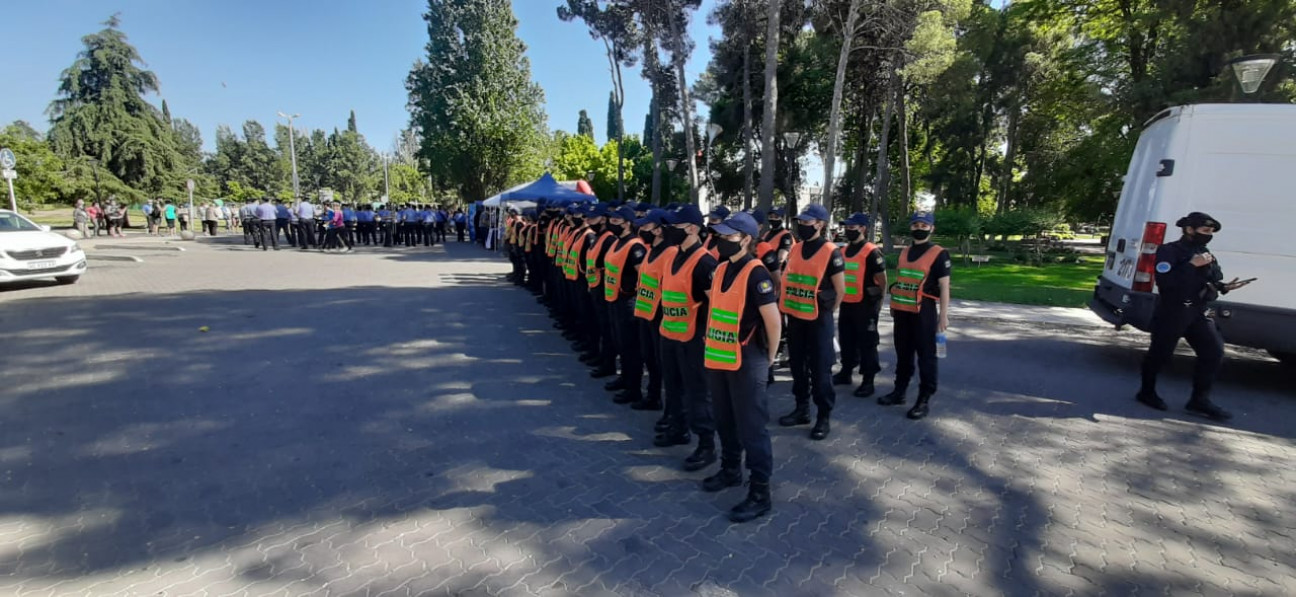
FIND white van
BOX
[1089,103,1296,365]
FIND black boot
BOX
[613,390,639,404]
[907,393,932,420]
[1185,393,1232,421]
[702,467,743,492]
[589,367,616,379]
[653,415,671,433]
[831,370,853,386]
[853,380,875,398]
[653,430,691,447]
[630,397,662,411]
[877,387,907,406]
[810,415,831,440]
[579,352,600,365]
[604,378,628,392]
[729,479,771,523]
[1135,389,1168,411]
[777,405,811,427]
[682,442,717,472]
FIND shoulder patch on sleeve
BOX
[632,248,645,259]
[757,280,774,294]
[944,260,952,269]
[875,256,886,265]
[1155,261,1172,273]
[832,256,844,267]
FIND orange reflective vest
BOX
[545,221,561,258]
[891,244,944,313]
[557,225,583,279]
[755,241,775,265]
[660,247,708,341]
[585,231,616,289]
[560,227,585,280]
[763,229,791,253]
[779,242,834,320]
[634,245,677,321]
[704,259,762,371]
[603,236,644,302]
[704,236,720,260]
[842,242,878,304]
[524,223,538,252]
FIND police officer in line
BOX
[833,212,888,397]
[878,212,951,420]
[377,203,394,247]
[295,196,317,250]
[777,204,846,440]
[703,205,731,257]
[630,209,674,412]
[240,198,258,246]
[274,199,296,247]
[1136,212,1250,422]
[701,211,782,523]
[762,207,794,270]
[357,204,375,245]
[583,205,621,380]
[744,208,786,386]
[602,207,648,405]
[253,196,280,251]
[655,205,721,472]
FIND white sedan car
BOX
[0,210,87,285]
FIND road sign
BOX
[186,179,195,192]
[0,148,15,170]
[1,169,16,180]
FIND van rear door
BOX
[1102,109,1183,289]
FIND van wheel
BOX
[55,275,79,285]
[1269,351,1295,366]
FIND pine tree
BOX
[606,91,624,141]
[577,110,595,138]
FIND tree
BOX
[407,0,549,202]
[47,15,183,196]
[756,0,781,211]
[0,122,66,208]
[347,110,358,134]
[578,109,595,138]
[607,91,624,140]
[558,0,639,202]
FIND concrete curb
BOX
[87,254,144,263]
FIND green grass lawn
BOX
[951,257,1102,307]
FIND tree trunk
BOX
[821,0,859,216]
[651,92,663,205]
[608,39,626,203]
[757,0,781,212]
[896,77,912,218]
[998,102,1019,213]
[872,69,899,252]
[850,108,874,215]
[669,16,699,205]
[742,44,755,210]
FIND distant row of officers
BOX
[504,200,951,523]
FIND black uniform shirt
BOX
[720,255,778,345]
[671,242,719,304]
[903,242,952,303]
[1154,237,1224,306]
[797,238,846,308]
[844,241,887,290]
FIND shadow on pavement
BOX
[0,275,1291,595]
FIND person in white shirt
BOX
[295,199,317,250]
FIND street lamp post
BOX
[706,124,723,202]
[1227,54,1280,98]
[665,159,679,204]
[277,111,301,200]
[782,132,805,214]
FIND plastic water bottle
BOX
[936,333,947,359]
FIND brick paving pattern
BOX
[0,235,1292,596]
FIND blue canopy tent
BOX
[500,172,598,203]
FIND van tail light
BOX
[1132,221,1166,292]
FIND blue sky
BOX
[1,0,720,153]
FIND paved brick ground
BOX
[0,234,1292,596]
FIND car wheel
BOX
[55,275,80,285]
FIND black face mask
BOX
[796,224,819,241]
[911,229,932,241]
[662,226,687,246]
[1189,232,1213,247]
[605,222,623,236]
[716,238,744,261]
[571,217,584,227]
[845,229,862,242]
[638,230,655,244]
[769,220,783,231]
